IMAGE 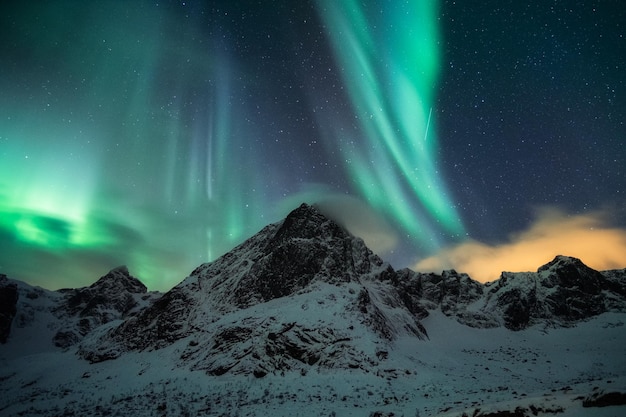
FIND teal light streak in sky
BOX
[315,0,465,248]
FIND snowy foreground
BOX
[1,309,624,417]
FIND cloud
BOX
[314,195,399,254]
[278,186,399,255]
[413,206,626,282]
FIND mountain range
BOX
[1,203,625,416]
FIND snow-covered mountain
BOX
[1,203,625,416]
[79,203,428,374]
[394,253,626,331]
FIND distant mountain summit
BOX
[394,254,626,331]
[51,265,151,348]
[482,254,626,330]
[2,204,626,380]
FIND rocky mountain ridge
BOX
[2,204,625,380]
[77,203,428,375]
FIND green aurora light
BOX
[314,0,465,247]
[0,2,272,290]
[1,0,467,290]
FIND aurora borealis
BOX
[314,0,464,243]
[1,1,625,290]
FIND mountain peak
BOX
[536,254,605,292]
[270,202,348,244]
[51,266,149,348]
[223,202,382,306]
[89,265,147,295]
[482,255,620,330]
[537,255,585,273]
[5,202,625,392]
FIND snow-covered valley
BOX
[2,310,624,416]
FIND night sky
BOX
[1,0,624,291]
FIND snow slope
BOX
[1,309,624,416]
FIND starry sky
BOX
[1,0,624,291]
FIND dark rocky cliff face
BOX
[229,203,384,306]
[392,269,485,316]
[0,274,18,344]
[484,255,626,330]
[59,265,147,317]
[52,266,149,348]
[390,255,626,331]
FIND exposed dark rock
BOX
[60,265,146,318]
[271,203,345,245]
[51,266,149,348]
[230,203,384,307]
[484,255,626,330]
[537,255,604,292]
[53,330,81,349]
[582,391,626,407]
[81,286,192,362]
[475,407,527,417]
[392,268,493,327]
[420,269,485,319]
[0,274,19,344]
[388,268,430,319]
[390,255,626,331]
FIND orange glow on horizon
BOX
[413,207,626,282]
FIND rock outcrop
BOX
[0,274,18,344]
[51,266,150,348]
[482,255,626,330]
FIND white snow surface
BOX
[1,281,625,417]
